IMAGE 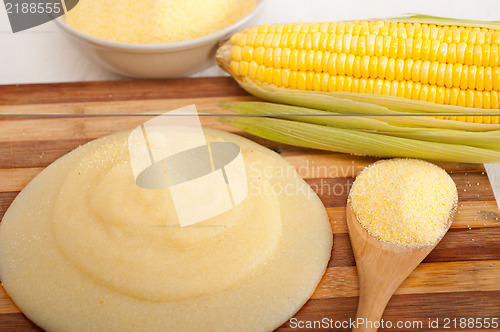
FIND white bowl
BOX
[54,0,265,78]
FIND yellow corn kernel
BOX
[248,61,258,79]
[253,46,264,64]
[230,46,242,61]
[313,50,323,72]
[256,65,266,82]
[336,53,347,76]
[230,61,240,76]
[239,61,249,76]
[306,50,316,71]
[273,48,282,68]
[321,72,329,92]
[264,48,273,67]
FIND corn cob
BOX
[216,15,500,125]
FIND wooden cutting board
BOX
[0,77,499,331]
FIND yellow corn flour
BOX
[65,0,257,43]
[348,158,458,246]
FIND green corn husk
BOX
[218,101,500,151]
[236,79,500,131]
[381,14,500,30]
[218,115,500,163]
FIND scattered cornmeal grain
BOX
[348,158,458,246]
[65,0,256,44]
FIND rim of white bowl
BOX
[54,0,265,52]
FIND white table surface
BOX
[0,0,499,205]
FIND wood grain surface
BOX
[0,77,499,332]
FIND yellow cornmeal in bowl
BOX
[348,158,458,246]
[64,0,257,44]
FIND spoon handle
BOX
[346,204,436,332]
[353,275,398,332]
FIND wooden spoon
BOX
[346,202,456,332]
